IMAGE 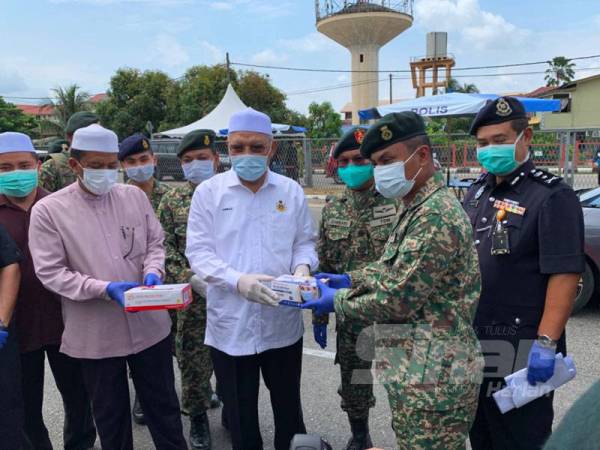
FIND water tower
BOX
[315,1,414,124]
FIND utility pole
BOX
[226,52,231,84]
[389,73,393,104]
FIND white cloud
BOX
[154,34,190,67]
[250,49,288,65]
[0,70,28,94]
[200,40,225,64]
[208,2,233,10]
[279,32,337,53]
[50,0,190,4]
[414,0,529,52]
[336,74,348,83]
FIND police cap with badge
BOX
[360,111,427,159]
[469,96,527,136]
[118,134,152,161]
[177,129,216,158]
[334,126,368,159]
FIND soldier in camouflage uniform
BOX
[118,133,172,211]
[315,126,397,450]
[39,112,98,192]
[157,129,219,450]
[304,112,483,450]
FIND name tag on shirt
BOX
[369,216,395,228]
[328,218,352,228]
[373,205,397,219]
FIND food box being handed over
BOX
[264,275,319,308]
[124,284,192,312]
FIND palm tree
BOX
[545,57,576,87]
[446,78,480,94]
[41,84,91,135]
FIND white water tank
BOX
[426,32,448,59]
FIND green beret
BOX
[65,111,99,135]
[469,96,527,136]
[360,112,426,158]
[177,129,216,157]
[333,126,368,159]
[48,138,69,154]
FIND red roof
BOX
[90,93,107,103]
[522,86,557,98]
[15,104,54,116]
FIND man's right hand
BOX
[106,282,140,307]
[237,274,279,307]
[314,272,351,289]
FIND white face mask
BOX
[82,168,118,196]
[182,160,215,185]
[373,150,421,199]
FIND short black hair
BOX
[511,118,530,134]
[404,134,432,152]
[70,149,84,161]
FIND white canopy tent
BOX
[159,84,305,138]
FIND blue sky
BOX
[1,0,600,115]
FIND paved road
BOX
[41,197,600,449]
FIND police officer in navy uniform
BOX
[463,97,585,450]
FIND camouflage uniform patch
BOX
[317,185,397,420]
[334,173,483,448]
[127,178,172,213]
[157,182,213,415]
[39,150,77,192]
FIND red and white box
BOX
[124,284,192,312]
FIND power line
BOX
[231,53,600,74]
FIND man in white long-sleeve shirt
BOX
[186,108,318,450]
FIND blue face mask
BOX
[82,168,118,196]
[182,160,215,185]
[231,155,268,182]
[373,150,421,199]
[126,164,154,183]
[0,169,38,197]
[477,131,525,176]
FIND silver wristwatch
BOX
[537,334,558,349]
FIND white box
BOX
[266,275,319,308]
[124,284,192,312]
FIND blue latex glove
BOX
[314,272,351,289]
[106,282,140,307]
[527,341,556,386]
[313,324,327,349]
[0,325,8,350]
[302,279,337,316]
[144,273,162,287]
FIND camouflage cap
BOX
[65,111,99,135]
[360,112,427,159]
[333,126,369,159]
[177,129,216,157]
[47,138,69,154]
[469,96,527,136]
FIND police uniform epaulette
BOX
[474,172,489,184]
[528,168,562,187]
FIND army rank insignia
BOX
[276,200,287,212]
[493,199,525,216]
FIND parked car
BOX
[575,187,600,312]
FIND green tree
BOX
[40,84,91,135]
[97,68,175,139]
[0,97,39,136]
[446,78,479,94]
[545,56,576,87]
[236,71,289,123]
[306,101,342,140]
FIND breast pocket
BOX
[270,211,295,252]
[119,224,146,260]
[503,214,524,251]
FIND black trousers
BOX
[20,345,96,450]
[79,336,187,450]
[210,339,306,450]
[469,380,554,450]
[0,324,24,450]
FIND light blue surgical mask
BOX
[231,155,268,182]
[374,151,421,199]
[182,160,215,185]
[476,131,525,176]
[81,168,118,196]
[0,169,38,197]
[126,164,154,183]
